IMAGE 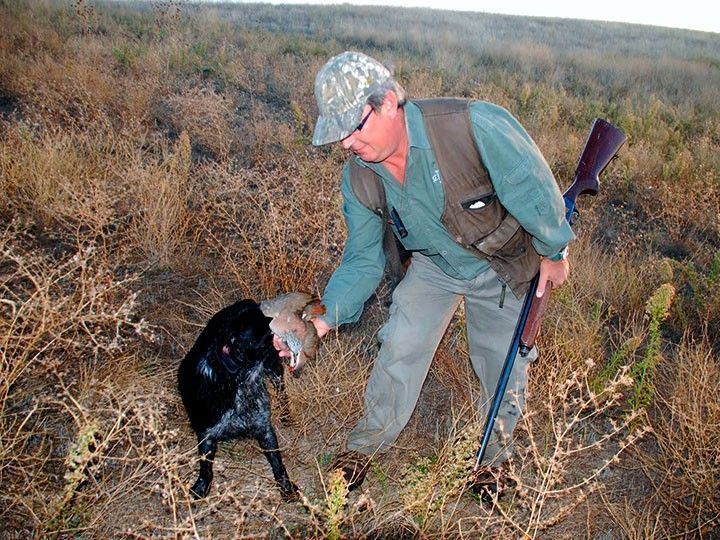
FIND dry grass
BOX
[646,335,720,535]
[1,124,130,234]
[127,130,193,268]
[1,0,719,538]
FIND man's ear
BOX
[384,90,399,116]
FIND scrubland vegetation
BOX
[1,1,719,537]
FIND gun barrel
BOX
[473,118,626,471]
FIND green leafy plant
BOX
[399,427,478,529]
[300,469,351,540]
[44,423,99,535]
[591,336,642,395]
[111,45,141,69]
[629,283,676,411]
[370,459,388,491]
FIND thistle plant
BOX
[591,335,642,395]
[629,283,676,411]
[45,423,99,534]
[324,469,349,540]
[300,468,366,540]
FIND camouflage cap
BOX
[312,51,391,146]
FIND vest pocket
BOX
[460,190,496,210]
[451,187,504,242]
[492,228,531,262]
[490,228,541,287]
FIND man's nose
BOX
[341,134,355,149]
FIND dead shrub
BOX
[600,495,664,540]
[11,45,116,129]
[165,86,233,161]
[646,335,720,535]
[194,156,344,298]
[0,124,129,234]
[126,130,193,268]
[0,224,154,533]
[0,224,152,377]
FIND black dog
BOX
[177,299,297,499]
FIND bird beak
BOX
[289,352,304,378]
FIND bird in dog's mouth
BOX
[260,292,326,377]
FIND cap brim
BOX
[312,105,366,146]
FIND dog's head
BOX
[208,300,274,376]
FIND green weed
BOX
[44,423,99,536]
[629,284,676,411]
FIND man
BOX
[279,51,574,493]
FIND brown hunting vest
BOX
[348,98,540,297]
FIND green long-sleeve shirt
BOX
[320,100,576,328]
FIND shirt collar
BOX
[404,101,431,150]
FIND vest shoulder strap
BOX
[414,98,487,190]
[348,163,405,286]
[348,161,385,215]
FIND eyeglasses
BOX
[355,109,373,131]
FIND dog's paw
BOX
[190,477,211,499]
[279,479,299,502]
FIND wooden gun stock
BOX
[565,118,628,208]
[520,282,552,355]
[519,119,626,355]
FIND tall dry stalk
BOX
[128,130,192,268]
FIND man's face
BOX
[340,93,401,163]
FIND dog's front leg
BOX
[266,358,291,424]
[257,428,298,500]
[190,436,217,499]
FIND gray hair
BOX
[367,74,407,110]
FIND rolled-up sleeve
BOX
[320,165,386,328]
[469,102,575,257]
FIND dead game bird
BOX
[260,292,326,378]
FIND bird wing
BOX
[261,292,315,317]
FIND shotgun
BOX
[473,118,626,471]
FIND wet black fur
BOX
[177,299,296,499]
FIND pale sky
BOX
[239,0,719,34]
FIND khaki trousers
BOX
[347,253,537,466]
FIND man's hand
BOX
[273,335,291,358]
[312,317,331,339]
[536,257,570,298]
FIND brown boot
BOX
[467,462,517,501]
[330,450,370,491]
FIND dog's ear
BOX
[217,337,243,374]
